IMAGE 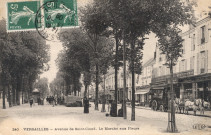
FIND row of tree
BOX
[50,28,113,110]
[51,0,195,132]
[0,19,50,109]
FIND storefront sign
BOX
[151,70,194,84]
[177,70,194,78]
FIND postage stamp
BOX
[7,1,41,31]
[35,0,78,41]
[43,0,78,28]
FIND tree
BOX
[0,18,50,108]
[150,0,195,132]
[56,50,82,96]
[86,0,195,122]
[34,77,49,98]
[59,21,113,110]
[156,26,183,132]
[80,3,113,110]
[90,0,124,116]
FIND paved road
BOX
[0,101,211,135]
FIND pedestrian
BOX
[29,98,33,108]
[52,96,55,107]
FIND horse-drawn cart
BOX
[149,89,168,112]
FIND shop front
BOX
[135,85,150,106]
[179,73,211,103]
[149,70,194,110]
[117,88,128,103]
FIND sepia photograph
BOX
[0,0,211,135]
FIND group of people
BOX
[46,96,55,105]
[46,96,65,106]
[29,97,43,107]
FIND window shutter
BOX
[190,57,192,69]
[205,25,208,43]
[205,50,208,73]
[191,35,193,51]
[197,28,201,45]
[197,53,200,74]
[185,59,187,71]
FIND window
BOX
[190,56,195,70]
[159,66,162,76]
[192,34,195,51]
[173,66,176,73]
[182,40,185,54]
[180,59,186,72]
[159,56,162,61]
[200,51,205,73]
[201,26,205,44]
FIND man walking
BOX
[29,98,33,107]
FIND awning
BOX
[135,88,150,95]
[32,88,39,93]
[151,87,165,90]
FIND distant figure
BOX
[52,96,55,107]
[29,98,33,107]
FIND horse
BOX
[203,101,211,110]
[174,98,181,113]
[185,99,206,115]
[194,99,204,115]
[184,99,197,115]
[174,98,185,113]
[168,98,181,113]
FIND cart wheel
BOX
[159,105,164,112]
[151,100,157,111]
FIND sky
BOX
[0,0,210,83]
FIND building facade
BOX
[151,16,211,104]
[136,58,155,106]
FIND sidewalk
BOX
[116,102,211,118]
[0,99,8,118]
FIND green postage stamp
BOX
[7,1,41,30]
[43,0,78,28]
[7,0,78,31]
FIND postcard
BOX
[0,0,211,135]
